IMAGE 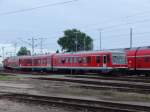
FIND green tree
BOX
[17,47,31,56]
[56,49,59,53]
[57,29,93,52]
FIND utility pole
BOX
[100,31,102,51]
[98,29,102,51]
[19,37,38,56]
[130,28,133,49]
[84,37,85,51]
[13,42,17,56]
[39,38,46,54]
[28,37,38,55]
[75,32,78,52]
[2,47,5,60]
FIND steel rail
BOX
[1,93,150,112]
[32,77,150,94]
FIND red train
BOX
[3,46,150,74]
[127,47,150,72]
[3,51,127,73]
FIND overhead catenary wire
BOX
[39,38,47,54]
[79,8,150,32]
[2,0,150,51]
[0,0,78,16]
[100,31,150,39]
[82,16,150,33]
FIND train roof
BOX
[5,50,125,59]
[54,50,125,56]
[6,53,54,59]
[125,46,150,51]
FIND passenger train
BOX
[3,46,150,74]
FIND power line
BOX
[86,17,150,32]
[13,42,17,56]
[125,10,150,19]
[104,31,150,38]
[19,37,38,55]
[79,9,150,32]
[28,38,38,55]
[39,38,47,54]
[0,0,78,16]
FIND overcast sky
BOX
[0,0,150,56]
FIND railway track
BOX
[32,77,150,94]
[66,75,150,83]
[0,93,150,112]
[1,71,150,94]
[2,70,150,83]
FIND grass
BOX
[0,75,18,81]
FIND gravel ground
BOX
[0,77,150,103]
[0,99,86,112]
[0,74,150,111]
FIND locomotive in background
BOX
[3,46,150,75]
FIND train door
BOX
[103,55,107,68]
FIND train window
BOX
[83,57,87,63]
[27,59,32,64]
[34,59,41,65]
[144,57,150,62]
[87,57,91,63]
[112,54,126,64]
[47,57,51,64]
[61,58,65,64]
[43,59,47,64]
[113,56,117,64]
[78,57,82,63]
[70,57,72,63]
[59,58,62,64]
[107,55,110,63]
[38,60,41,64]
[66,58,68,63]
[96,56,101,63]
[42,59,44,64]
[74,57,77,63]
[103,56,107,64]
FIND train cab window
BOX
[96,56,101,64]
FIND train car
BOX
[3,57,20,70]
[52,51,127,73]
[19,55,53,71]
[127,47,150,72]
